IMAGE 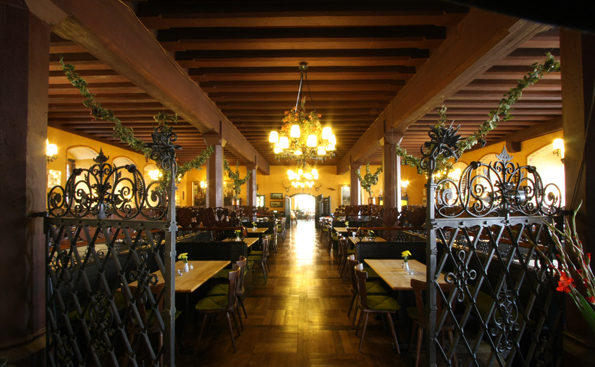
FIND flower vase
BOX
[402,261,410,273]
[183,262,189,273]
[253,226,257,230]
[236,234,241,241]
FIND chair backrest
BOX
[260,238,269,261]
[125,281,165,331]
[354,263,369,309]
[338,237,348,258]
[410,279,456,329]
[347,255,358,290]
[236,255,247,294]
[226,265,241,310]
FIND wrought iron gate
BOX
[424,143,564,366]
[45,127,178,366]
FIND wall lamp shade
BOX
[553,138,564,161]
[46,139,58,163]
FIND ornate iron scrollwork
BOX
[434,146,561,218]
[420,123,463,174]
[445,249,477,302]
[489,290,521,353]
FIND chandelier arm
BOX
[304,70,317,115]
[295,71,304,111]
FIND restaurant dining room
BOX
[2,0,595,366]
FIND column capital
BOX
[383,130,404,145]
[246,162,257,170]
[202,133,226,147]
[349,163,361,170]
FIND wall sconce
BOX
[148,169,162,181]
[401,180,409,197]
[46,139,58,163]
[553,138,564,163]
[200,180,207,189]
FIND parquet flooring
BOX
[177,220,417,367]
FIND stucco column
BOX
[246,162,257,207]
[203,133,224,208]
[382,131,404,210]
[0,5,50,363]
[349,163,361,205]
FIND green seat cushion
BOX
[366,282,388,294]
[247,260,254,268]
[207,283,230,296]
[331,234,338,241]
[250,250,263,254]
[247,255,262,261]
[195,295,228,311]
[346,249,356,254]
[406,306,418,321]
[68,291,127,321]
[366,295,400,311]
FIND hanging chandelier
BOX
[288,163,319,189]
[269,62,336,163]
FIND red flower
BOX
[588,253,592,262]
[557,272,575,293]
[587,296,595,304]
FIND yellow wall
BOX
[47,127,154,188]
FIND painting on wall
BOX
[270,201,283,208]
[48,169,61,188]
[341,186,350,205]
[192,181,207,206]
[224,181,233,206]
[270,193,284,200]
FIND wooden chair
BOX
[207,256,248,321]
[338,237,355,281]
[353,264,401,353]
[123,282,165,367]
[346,256,387,319]
[247,237,269,284]
[408,279,458,367]
[194,265,242,353]
[250,236,271,272]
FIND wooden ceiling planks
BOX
[46,0,561,170]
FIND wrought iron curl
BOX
[489,289,520,353]
[420,123,463,175]
[147,125,180,177]
[445,249,477,302]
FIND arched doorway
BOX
[289,193,316,221]
[527,143,565,207]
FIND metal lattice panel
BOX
[421,124,564,366]
[46,125,179,367]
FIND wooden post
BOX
[382,130,404,210]
[560,29,595,358]
[350,163,361,206]
[0,4,50,363]
[203,133,224,208]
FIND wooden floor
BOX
[177,220,418,367]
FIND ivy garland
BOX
[224,159,251,198]
[396,52,561,175]
[356,162,383,197]
[60,58,213,185]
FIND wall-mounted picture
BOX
[341,185,350,205]
[270,193,284,200]
[224,180,234,206]
[192,181,207,206]
[270,201,283,208]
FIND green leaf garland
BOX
[356,162,383,196]
[396,53,561,175]
[224,159,251,198]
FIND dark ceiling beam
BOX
[337,9,552,174]
[31,0,270,174]
[498,116,563,152]
[138,14,466,29]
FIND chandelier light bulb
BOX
[322,126,332,140]
[317,147,326,155]
[46,139,58,157]
[279,136,290,149]
[306,134,317,147]
[294,149,302,155]
[327,144,336,151]
[312,169,318,179]
[290,125,301,138]
[274,147,282,154]
[269,131,279,143]
[329,134,336,145]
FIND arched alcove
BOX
[527,143,565,207]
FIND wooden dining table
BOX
[348,236,387,246]
[223,237,259,248]
[364,259,446,291]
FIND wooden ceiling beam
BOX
[177,58,427,68]
[32,0,270,174]
[337,9,552,174]
[163,38,444,52]
[138,14,466,29]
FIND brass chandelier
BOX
[269,62,336,163]
[288,163,319,189]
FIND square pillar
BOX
[0,5,50,362]
[203,133,224,208]
[350,163,361,205]
[382,131,404,210]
